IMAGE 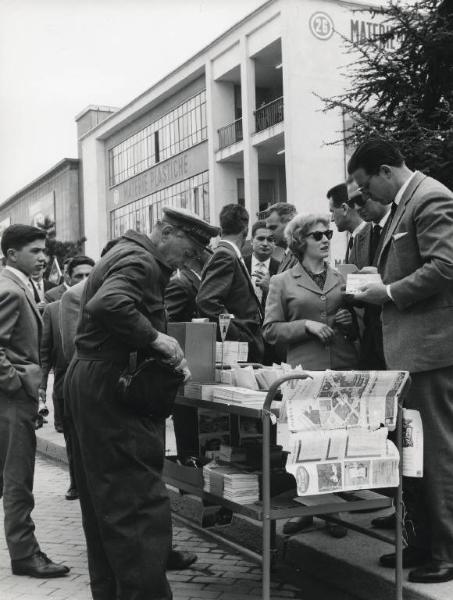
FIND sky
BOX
[0,0,264,202]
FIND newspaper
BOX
[402,408,423,478]
[280,370,409,496]
[345,273,383,295]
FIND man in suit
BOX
[197,204,264,363]
[65,208,217,600]
[0,224,69,579]
[243,221,279,310]
[327,183,367,268]
[31,260,56,312]
[40,255,94,499]
[264,202,298,273]
[349,138,453,583]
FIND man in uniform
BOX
[65,208,218,600]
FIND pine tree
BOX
[321,0,453,188]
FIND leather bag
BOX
[116,352,184,419]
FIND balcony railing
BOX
[218,119,243,150]
[254,96,284,132]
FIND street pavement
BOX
[0,456,302,600]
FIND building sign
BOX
[309,12,334,41]
[113,141,208,209]
[350,18,396,48]
[29,192,55,228]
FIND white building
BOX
[78,0,386,259]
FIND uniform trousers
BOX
[0,390,40,560]
[65,358,172,600]
[404,364,453,564]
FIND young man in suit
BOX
[197,204,264,363]
[39,255,95,499]
[264,202,298,273]
[349,138,453,583]
[0,224,69,579]
[243,221,279,309]
[327,183,367,268]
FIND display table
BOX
[164,373,409,600]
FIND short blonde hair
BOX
[284,213,331,260]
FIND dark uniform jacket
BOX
[165,268,200,323]
[197,241,264,362]
[75,230,173,362]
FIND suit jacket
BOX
[377,171,453,372]
[40,301,67,398]
[45,282,67,303]
[59,280,85,363]
[197,240,264,362]
[348,223,372,270]
[263,263,358,370]
[277,249,298,274]
[0,269,42,399]
[243,255,280,309]
[165,269,201,323]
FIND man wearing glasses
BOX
[349,138,453,584]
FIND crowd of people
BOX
[0,137,453,600]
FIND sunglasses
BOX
[306,230,333,241]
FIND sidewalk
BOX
[36,404,453,600]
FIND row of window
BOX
[109,91,207,187]
[110,171,209,238]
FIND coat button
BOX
[320,295,326,301]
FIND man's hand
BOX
[335,309,353,328]
[38,388,47,403]
[354,281,390,305]
[254,271,270,294]
[305,320,335,343]
[150,332,184,366]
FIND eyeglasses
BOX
[306,230,333,241]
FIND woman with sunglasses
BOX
[263,213,359,539]
[263,213,358,370]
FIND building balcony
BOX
[254,96,284,132]
[218,119,243,150]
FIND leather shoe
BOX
[12,551,70,578]
[371,512,396,529]
[409,562,453,583]
[167,550,197,570]
[65,487,79,501]
[379,547,429,569]
[283,516,314,535]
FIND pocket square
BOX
[393,232,408,241]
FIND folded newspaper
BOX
[280,370,410,496]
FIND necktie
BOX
[253,262,267,303]
[30,280,41,303]
[345,236,354,262]
[369,224,382,264]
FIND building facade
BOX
[79,0,385,259]
[0,158,82,242]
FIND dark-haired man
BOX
[244,221,279,310]
[197,204,264,363]
[349,138,453,583]
[65,208,218,600]
[264,202,298,273]
[40,255,95,499]
[0,224,69,579]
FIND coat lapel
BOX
[1,269,43,326]
[378,171,426,264]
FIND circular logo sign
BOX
[309,11,334,41]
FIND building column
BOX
[240,37,259,221]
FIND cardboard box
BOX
[163,456,204,489]
[168,322,216,383]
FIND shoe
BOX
[379,547,429,569]
[283,516,314,535]
[371,512,396,529]
[12,551,70,578]
[326,523,348,538]
[167,550,197,570]
[409,562,453,583]
[65,487,79,501]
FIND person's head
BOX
[219,204,249,247]
[284,214,332,263]
[151,207,220,270]
[327,183,362,233]
[31,255,48,280]
[251,220,274,262]
[67,255,95,286]
[347,138,408,205]
[264,203,297,248]
[1,225,47,277]
[347,180,389,223]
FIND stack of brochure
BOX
[213,386,267,405]
[223,471,259,504]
